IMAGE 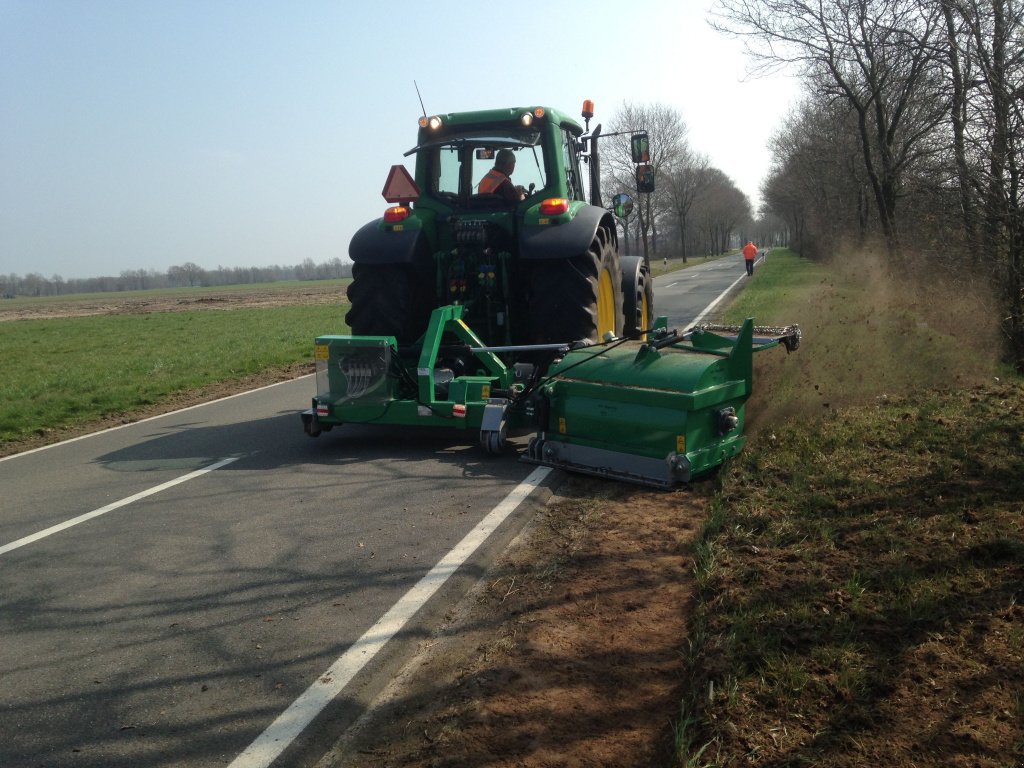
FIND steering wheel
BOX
[516,182,535,200]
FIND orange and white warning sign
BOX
[382,165,420,203]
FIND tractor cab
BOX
[406,130,548,211]
[408,107,588,217]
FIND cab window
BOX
[562,129,586,201]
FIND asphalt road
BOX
[0,253,752,768]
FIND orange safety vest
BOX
[742,242,757,260]
[478,168,510,194]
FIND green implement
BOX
[522,321,799,488]
[301,305,800,489]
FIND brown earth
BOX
[317,478,710,768]
[0,282,344,322]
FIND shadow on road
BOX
[93,410,532,483]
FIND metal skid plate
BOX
[523,436,691,490]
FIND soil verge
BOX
[318,478,712,768]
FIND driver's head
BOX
[496,148,516,174]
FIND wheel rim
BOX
[597,268,616,338]
[640,290,650,338]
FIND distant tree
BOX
[662,150,712,262]
[691,169,751,255]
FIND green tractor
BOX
[343,101,654,348]
[301,101,800,488]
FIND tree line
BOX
[713,0,1024,371]
[1,258,352,298]
[600,103,768,264]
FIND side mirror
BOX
[630,132,650,164]
[611,193,634,218]
[635,165,655,194]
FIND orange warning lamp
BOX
[383,205,410,223]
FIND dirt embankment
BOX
[318,479,711,768]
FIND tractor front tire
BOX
[526,231,624,344]
[345,262,434,344]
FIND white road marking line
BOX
[684,258,761,332]
[227,465,553,768]
[0,456,239,556]
[0,375,313,464]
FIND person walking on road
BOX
[742,241,757,276]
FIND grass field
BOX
[0,303,347,445]
[677,248,1024,766]
[0,260,716,451]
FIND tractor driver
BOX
[478,148,527,203]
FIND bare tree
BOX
[712,0,949,257]
[691,168,752,255]
[940,0,1024,369]
[763,93,871,258]
[663,150,712,262]
[603,102,690,266]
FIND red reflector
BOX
[539,198,569,215]
[316,405,330,416]
[452,404,467,418]
[384,205,410,223]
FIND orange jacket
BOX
[478,168,510,194]
[742,242,757,260]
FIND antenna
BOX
[414,80,427,117]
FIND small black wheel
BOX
[480,425,508,455]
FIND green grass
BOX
[0,304,347,444]
[676,247,1024,766]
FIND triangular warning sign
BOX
[382,165,420,203]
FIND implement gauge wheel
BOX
[345,262,434,344]
[480,425,508,455]
[526,229,624,344]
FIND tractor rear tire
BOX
[345,263,435,344]
[621,255,655,338]
[526,230,624,344]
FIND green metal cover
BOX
[530,322,755,484]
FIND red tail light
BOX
[540,198,569,216]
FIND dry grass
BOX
[682,247,1024,767]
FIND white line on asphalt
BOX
[683,255,762,332]
[0,375,313,465]
[227,465,553,768]
[0,456,240,556]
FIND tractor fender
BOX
[348,219,429,265]
[519,205,615,259]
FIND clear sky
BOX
[0,0,801,280]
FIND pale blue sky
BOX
[0,0,799,279]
